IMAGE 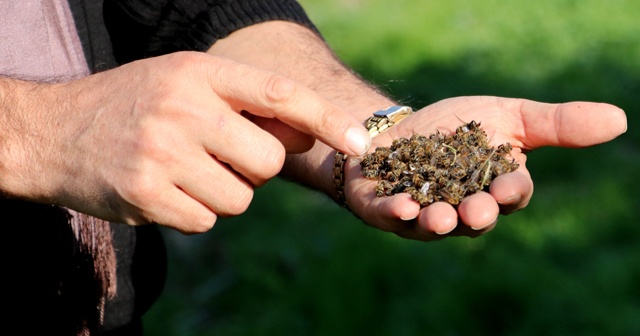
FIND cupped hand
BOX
[14,52,371,233]
[343,96,627,241]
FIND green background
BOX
[144,1,640,335]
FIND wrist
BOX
[0,78,66,202]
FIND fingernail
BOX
[471,219,497,231]
[500,194,521,205]
[435,227,455,235]
[345,127,371,155]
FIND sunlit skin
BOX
[210,22,627,242]
[0,52,372,234]
[343,96,627,241]
[4,23,612,239]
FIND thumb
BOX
[515,100,627,149]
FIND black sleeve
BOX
[103,0,318,64]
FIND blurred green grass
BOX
[144,1,640,335]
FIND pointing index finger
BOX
[212,60,372,156]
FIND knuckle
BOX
[263,74,296,106]
[164,51,204,70]
[152,52,210,91]
[140,83,187,114]
[119,173,161,210]
[132,92,183,129]
[314,105,337,134]
[134,131,175,165]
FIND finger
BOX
[345,157,421,232]
[417,202,459,235]
[211,60,372,155]
[393,202,459,241]
[242,113,315,153]
[202,110,286,186]
[489,169,533,215]
[457,191,500,230]
[350,191,421,232]
[174,150,254,217]
[509,99,627,149]
[140,183,218,234]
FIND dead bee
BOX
[360,154,377,168]
[416,164,435,176]
[361,167,380,179]
[391,137,410,151]
[409,134,427,149]
[449,135,464,149]
[392,179,415,194]
[385,170,401,182]
[464,177,484,193]
[496,143,513,156]
[492,159,519,176]
[401,169,414,179]
[410,146,428,161]
[475,146,488,157]
[399,147,412,162]
[390,157,407,169]
[429,132,446,146]
[449,163,467,180]
[373,147,392,161]
[433,168,450,180]
[410,188,434,206]
[456,120,481,134]
[411,172,425,187]
[439,181,466,205]
[375,180,393,197]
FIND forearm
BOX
[207,21,395,197]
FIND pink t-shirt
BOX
[0,0,89,80]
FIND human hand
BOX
[342,96,627,241]
[4,52,371,233]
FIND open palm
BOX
[343,96,627,241]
